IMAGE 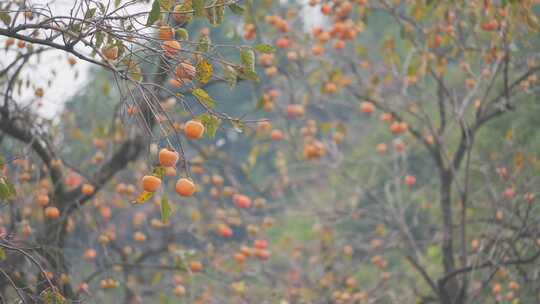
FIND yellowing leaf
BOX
[515,152,524,170]
[191,209,201,222]
[254,44,276,54]
[151,272,163,286]
[192,88,215,108]
[196,59,213,84]
[133,191,154,204]
[193,0,205,17]
[506,129,513,141]
[230,281,246,294]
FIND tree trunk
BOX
[438,169,460,304]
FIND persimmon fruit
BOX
[176,178,196,197]
[184,120,205,140]
[159,148,179,167]
[142,175,162,192]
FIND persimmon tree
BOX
[2,0,540,303]
[237,0,540,303]
[0,0,279,302]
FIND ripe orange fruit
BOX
[254,239,268,250]
[233,194,252,209]
[45,206,60,219]
[37,194,50,207]
[81,183,95,196]
[83,249,97,261]
[405,175,416,187]
[312,45,324,56]
[159,148,179,167]
[165,166,177,177]
[173,285,186,297]
[234,252,246,264]
[334,40,346,50]
[376,143,387,155]
[133,231,147,243]
[169,78,183,88]
[276,37,290,49]
[162,40,181,57]
[503,187,515,199]
[158,26,174,40]
[184,120,205,140]
[142,175,162,192]
[286,104,305,118]
[390,121,407,134]
[324,82,337,93]
[175,62,196,80]
[360,102,375,114]
[100,206,112,220]
[218,224,233,238]
[481,20,499,31]
[270,129,284,141]
[176,178,196,197]
[255,249,271,260]
[321,4,332,15]
[240,245,253,257]
[189,261,203,272]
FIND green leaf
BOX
[161,196,171,223]
[193,0,205,17]
[158,0,175,10]
[198,113,221,139]
[223,65,237,88]
[0,155,4,170]
[235,68,259,82]
[153,166,166,179]
[196,59,213,84]
[192,88,215,109]
[115,0,122,8]
[176,28,189,40]
[84,8,96,19]
[0,177,16,200]
[128,65,143,82]
[146,0,161,26]
[0,248,6,261]
[196,35,210,52]
[173,3,193,24]
[240,47,255,72]
[253,44,276,53]
[206,0,225,26]
[133,191,154,204]
[42,290,65,304]
[95,31,104,49]
[228,3,245,15]
[0,11,11,26]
